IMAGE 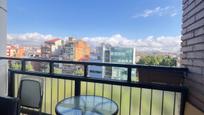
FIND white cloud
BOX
[82,34,181,53]
[170,12,177,17]
[7,32,56,46]
[133,6,177,18]
[7,32,181,53]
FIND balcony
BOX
[0,57,188,115]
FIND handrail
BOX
[0,56,188,71]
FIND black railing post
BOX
[180,88,188,115]
[75,80,81,96]
[49,62,54,74]
[8,60,12,68]
[127,67,132,82]
[84,64,88,77]
[21,60,26,71]
[8,70,15,97]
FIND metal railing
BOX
[0,57,188,115]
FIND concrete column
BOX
[0,0,7,96]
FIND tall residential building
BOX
[6,44,17,57]
[24,46,41,58]
[64,37,90,61]
[16,47,25,58]
[107,47,136,80]
[89,43,136,80]
[6,45,26,58]
[41,38,63,58]
[88,47,104,78]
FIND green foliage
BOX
[26,63,33,71]
[54,68,62,74]
[11,62,21,70]
[11,62,34,71]
[74,69,84,76]
[137,55,177,66]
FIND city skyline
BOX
[7,35,181,53]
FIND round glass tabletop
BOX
[55,95,118,115]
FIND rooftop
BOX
[45,38,62,43]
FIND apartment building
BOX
[6,44,17,57]
[24,46,41,57]
[64,37,90,61]
[6,45,26,58]
[41,38,63,58]
[108,47,136,80]
[16,47,25,58]
[89,44,136,80]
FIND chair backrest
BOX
[18,79,43,109]
[0,96,20,115]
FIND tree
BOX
[26,63,33,71]
[11,62,21,70]
[74,69,84,76]
[54,68,62,74]
[137,55,177,66]
[160,56,177,66]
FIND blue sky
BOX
[8,0,182,39]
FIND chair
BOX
[18,78,43,115]
[0,96,20,115]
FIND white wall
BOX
[0,0,7,96]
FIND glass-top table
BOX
[55,95,118,115]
